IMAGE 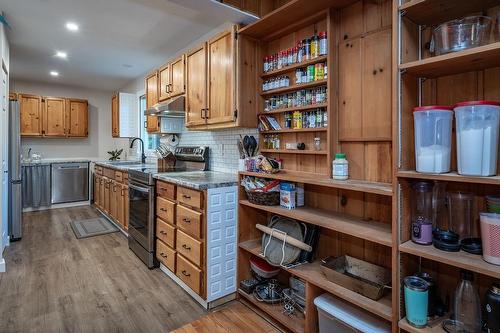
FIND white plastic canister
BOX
[454,101,500,176]
[413,106,454,173]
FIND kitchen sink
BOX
[106,160,142,165]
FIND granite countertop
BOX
[93,160,151,171]
[153,171,238,190]
[22,159,92,167]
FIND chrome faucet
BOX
[130,138,146,164]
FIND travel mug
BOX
[404,276,429,328]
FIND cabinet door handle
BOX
[182,244,191,250]
[160,252,167,258]
[160,208,168,212]
[159,230,167,235]
[181,270,191,277]
[200,108,204,119]
[182,218,191,223]
[182,194,191,199]
[205,108,209,119]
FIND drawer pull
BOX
[181,270,191,277]
[182,244,191,250]
[159,208,168,212]
[182,218,191,223]
[160,252,167,258]
[159,230,167,235]
[182,194,191,199]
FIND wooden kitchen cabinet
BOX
[158,63,170,102]
[185,26,258,130]
[43,97,66,137]
[66,99,88,137]
[122,184,129,230]
[19,93,42,136]
[93,175,101,208]
[145,71,160,133]
[111,93,119,137]
[170,55,185,98]
[186,44,208,127]
[103,179,111,214]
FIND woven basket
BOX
[246,190,280,206]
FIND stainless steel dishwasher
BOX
[51,162,89,204]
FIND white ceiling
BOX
[1,0,256,91]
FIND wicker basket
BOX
[246,190,280,206]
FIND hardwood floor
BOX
[0,206,207,333]
[172,302,280,333]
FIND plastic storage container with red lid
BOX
[413,105,453,112]
[455,100,500,107]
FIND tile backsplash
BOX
[160,128,258,173]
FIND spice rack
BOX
[395,1,500,332]
[238,0,396,332]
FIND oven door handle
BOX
[129,183,150,194]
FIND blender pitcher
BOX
[411,182,434,245]
[447,191,475,240]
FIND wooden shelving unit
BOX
[240,200,392,246]
[398,318,445,333]
[260,149,327,155]
[239,239,393,321]
[261,55,328,78]
[238,1,396,332]
[395,0,500,331]
[239,170,393,196]
[399,42,500,78]
[260,79,328,96]
[400,241,500,279]
[260,127,327,134]
[399,0,500,25]
[239,289,305,333]
[397,170,500,186]
[258,103,328,116]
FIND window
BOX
[139,94,159,151]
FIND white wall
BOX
[119,23,258,174]
[10,80,130,160]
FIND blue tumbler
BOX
[404,276,429,328]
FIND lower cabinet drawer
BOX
[176,254,202,295]
[177,186,202,210]
[115,171,123,182]
[176,229,203,267]
[156,197,175,224]
[156,239,176,273]
[156,218,175,248]
[176,204,202,239]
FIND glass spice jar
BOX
[319,31,327,55]
[311,34,319,58]
[303,39,311,60]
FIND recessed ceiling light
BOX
[55,51,67,59]
[65,22,79,32]
[50,71,59,77]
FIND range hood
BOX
[144,95,185,118]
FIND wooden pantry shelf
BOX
[238,289,305,333]
[261,79,327,96]
[399,318,446,333]
[260,127,327,134]
[399,0,500,26]
[399,42,500,78]
[260,149,328,155]
[239,200,392,246]
[238,0,355,40]
[397,170,500,185]
[400,241,500,279]
[258,103,328,116]
[261,55,328,78]
[238,240,393,321]
[239,170,393,196]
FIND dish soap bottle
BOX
[332,153,348,180]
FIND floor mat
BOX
[70,217,119,239]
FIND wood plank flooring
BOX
[0,206,206,333]
[172,302,280,333]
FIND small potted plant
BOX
[107,149,123,161]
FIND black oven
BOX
[128,172,158,268]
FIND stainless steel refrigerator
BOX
[8,99,21,241]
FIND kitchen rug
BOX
[70,217,119,239]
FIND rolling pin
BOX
[256,224,312,252]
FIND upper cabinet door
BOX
[145,71,159,109]
[145,72,160,133]
[44,97,66,137]
[186,44,208,127]
[67,99,88,137]
[206,28,236,125]
[111,94,119,137]
[19,94,42,136]
[170,55,185,98]
[158,64,170,102]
